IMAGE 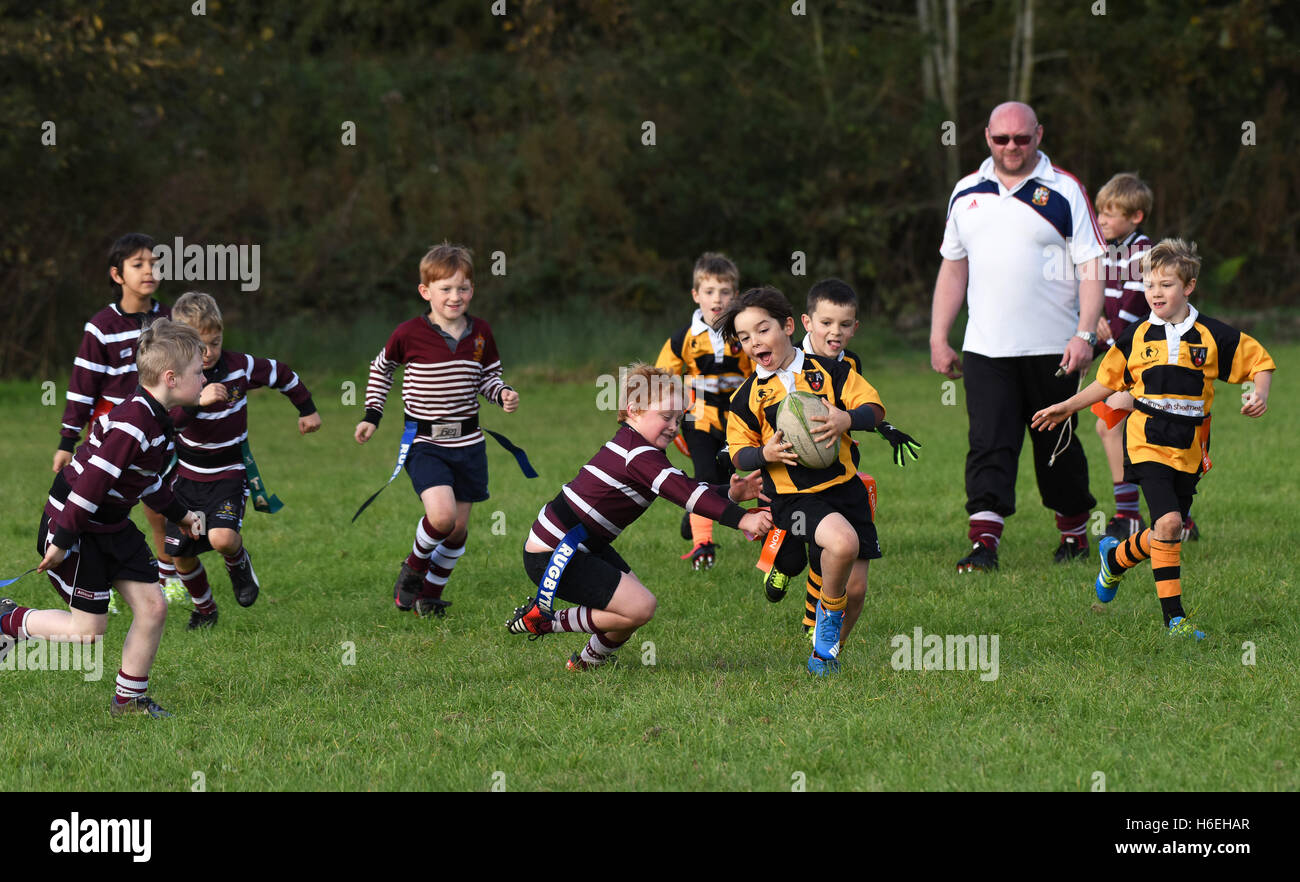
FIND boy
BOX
[52,233,185,607]
[760,279,919,641]
[355,243,519,617]
[1031,239,1274,639]
[722,287,893,676]
[504,364,771,670]
[2,320,205,717]
[166,292,321,629]
[1092,173,1154,541]
[655,252,753,569]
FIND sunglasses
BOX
[990,134,1034,146]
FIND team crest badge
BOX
[1189,346,1208,367]
[472,334,485,362]
[805,370,824,392]
[1142,345,1158,362]
[1031,186,1050,206]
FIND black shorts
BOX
[407,440,489,503]
[1129,461,1199,522]
[523,542,631,610]
[37,509,157,615]
[165,476,247,557]
[770,478,881,561]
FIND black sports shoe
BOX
[1182,517,1200,542]
[1104,514,1145,541]
[682,542,716,570]
[956,543,998,573]
[679,512,692,541]
[228,551,260,607]
[110,695,173,719]
[1053,535,1089,563]
[393,563,424,611]
[186,608,219,630]
[763,569,792,603]
[413,596,452,618]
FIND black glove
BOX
[877,421,921,467]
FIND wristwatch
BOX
[1075,330,1099,346]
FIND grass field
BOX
[1,338,1297,791]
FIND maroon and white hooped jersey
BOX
[59,300,171,448]
[527,423,747,552]
[171,349,316,482]
[46,387,187,550]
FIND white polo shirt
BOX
[940,152,1105,358]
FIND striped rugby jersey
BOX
[656,310,753,438]
[1101,229,1152,347]
[172,350,316,482]
[46,387,188,550]
[527,423,747,551]
[1097,305,1275,473]
[364,315,507,448]
[727,351,884,497]
[58,300,171,451]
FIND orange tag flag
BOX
[1090,399,1130,430]
[1198,416,1213,474]
[756,527,786,572]
[859,473,877,520]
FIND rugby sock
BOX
[114,670,148,704]
[1055,510,1089,541]
[1113,529,1153,571]
[405,517,447,573]
[421,537,466,600]
[820,591,847,612]
[553,607,598,634]
[157,560,178,582]
[0,606,32,639]
[689,514,713,547]
[1150,537,1183,625]
[968,511,1004,550]
[579,631,626,666]
[1113,481,1141,518]
[222,546,250,574]
[178,563,216,614]
[802,566,823,630]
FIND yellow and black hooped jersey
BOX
[656,311,753,438]
[1097,306,1275,473]
[727,350,884,496]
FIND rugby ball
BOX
[775,391,839,470]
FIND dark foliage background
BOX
[2,0,1297,376]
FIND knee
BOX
[631,593,657,627]
[821,531,858,562]
[1154,512,1183,539]
[132,590,168,626]
[426,513,456,535]
[207,529,241,555]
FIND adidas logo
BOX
[968,199,979,208]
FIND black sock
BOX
[1160,595,1185,626]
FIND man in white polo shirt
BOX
[930,101,1106,572]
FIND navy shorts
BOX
[523,543,631,610]
[165,476,248,557]
[770,478,881,561]
[406,440,490,503]
[37,510,157,615]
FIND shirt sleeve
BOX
[363,327,403,425]
[624,447,747,528]
[726,384,765,456]
[59,326,110,447]
[1065,179,1106,264]
[939,186,968,261]
[246,353,316,415]
[655,334,684,375]
[51,424,141,544]
[1096,345,1132,392]
[477,329,507,406]
[1224,333,1276,384]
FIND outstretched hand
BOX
[877,422,921,467]
[728,470,764,503]
[1031,402,1072,431]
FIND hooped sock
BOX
[406,517,448,573]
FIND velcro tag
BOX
[428,422,462,440]
[756,527,786,572]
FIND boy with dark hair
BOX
[720,287,892,676]
[356,243,519,617]
[1032,239,1274,639]
[52,233,185,607]
[655,252,753,569]
[167,292,320,629]
[759,279,919,638]
[2,319,206,717]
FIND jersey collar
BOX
[977,151,1054,194]
[689,309,727,360]
[754,348,804,393]
[1147,303,1198,336]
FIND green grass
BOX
[1,342,1296,791]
